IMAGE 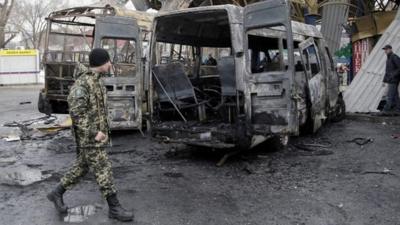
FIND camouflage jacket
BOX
[68,64,110,148]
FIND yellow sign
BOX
[0,49,38,56]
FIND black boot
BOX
[107,193,134,222]
[47,183,68,214]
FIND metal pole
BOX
[152,71,187,122]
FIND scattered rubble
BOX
[3,135,20,142]
[163,172,184,178]
[346,137,374,146]
[2,115,71,141]
[391,133,400,139]
[362,168,396,176]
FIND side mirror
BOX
[235,51,244,58]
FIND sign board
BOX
[352,38,373,76]
[0,49,38,56]
[0,49,41,84]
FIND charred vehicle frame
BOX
[39,5,153,130]
[146,0,345,149]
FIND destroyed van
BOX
[146,0,345,149]
[38,5,153,130]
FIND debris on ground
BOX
[3,135,20,142]
[2,116,71,141]
[216,149,242,167]
[36,117,72,133]
[293,137,333,150]
[293,143,331,152]
[242,163,254,175]
[3,115,57,127]
[391,133,400,139]
[362,168,396,176]
[346,137,374,146]
[19,101,31,105]
[163,172,184,178]
[291,138,334,156]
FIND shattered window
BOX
[247,26,288,73]
[302,44,321,77]
[46,22,94,63]
[202,47,231,64]
[101,38,136,64]
[156,43,196,65]
[101,38,136,77]
[294,49,305,72]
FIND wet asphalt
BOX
[1,85,400,225]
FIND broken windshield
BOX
[101,38,136,77]
[247,26,288,73]
[46,21,94,63]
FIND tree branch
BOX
[1,32,16,47]
[5,0,14,19]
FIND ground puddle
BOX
[0,165,51,186]
[62,205,97,223]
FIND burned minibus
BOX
[38,5,153,130]
[146,0,345,149]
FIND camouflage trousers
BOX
[61,147,116,198]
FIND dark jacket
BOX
[383,52,400,83]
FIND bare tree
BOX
[10,0,58,50]
[0,0,15,48]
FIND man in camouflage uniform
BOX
[47,48,133,222]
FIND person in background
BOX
[205,53,217,65]
[382,44,400,114]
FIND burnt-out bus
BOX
[146,0,345,149]
[38,5,153,130]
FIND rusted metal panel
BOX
[351,11,397,42]
[244,0,297,134]
[103,77,139,129]
[320,0,349,54]
[344,10,400,113]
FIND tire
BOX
[38,92,52,115]
[331,95,346,122]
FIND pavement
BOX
[1,85,400,225]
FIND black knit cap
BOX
[89,48,110,67]
[382,44,392,50]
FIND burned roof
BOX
[48,6,116,20]
[153,4,322,46]
[154,7,234,47]
[155,5,243,24]
[47,5,154,31]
